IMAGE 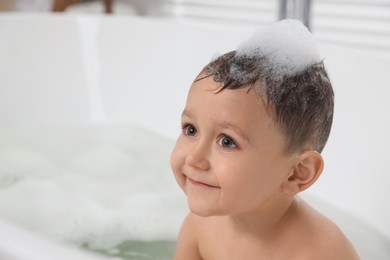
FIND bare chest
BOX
[197,230,279,260]
[196,224,305,260]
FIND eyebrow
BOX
[181,109,194,119]
[218,121,250,142]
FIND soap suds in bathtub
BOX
[0,125,187,251]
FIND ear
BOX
[282,151,324,195]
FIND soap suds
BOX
[236,19,321,79]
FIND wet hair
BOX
[200,51,334,154]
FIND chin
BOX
[188,202,226,217]
[189,208,215,217]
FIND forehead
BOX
[184,75,272,132]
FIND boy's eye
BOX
[218,136,237,148]
[183,124,197,136]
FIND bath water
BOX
[94,240,175,260]
[0,125,186,259]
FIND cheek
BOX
[170,139,187,188]
[216,155,273,195]
[213,156,255,190]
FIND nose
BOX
[185,141,210,171]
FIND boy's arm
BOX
[174,213,202,260]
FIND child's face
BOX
[170,75,297,217]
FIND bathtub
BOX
[0,14,389,259]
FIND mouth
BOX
[187,177,220,189]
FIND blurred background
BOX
[0,0,389,54]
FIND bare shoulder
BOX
[305,218,360,260]
[174,212,202,260]
[175,213,225,260]
[292,200,360,260]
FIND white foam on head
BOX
[236,19,321,78]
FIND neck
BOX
[227,195,298,240]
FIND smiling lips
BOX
[187,177,220,188]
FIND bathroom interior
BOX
[0,0,390,259]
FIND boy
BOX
[170,20,359,259]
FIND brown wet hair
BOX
[199,51,334,154]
